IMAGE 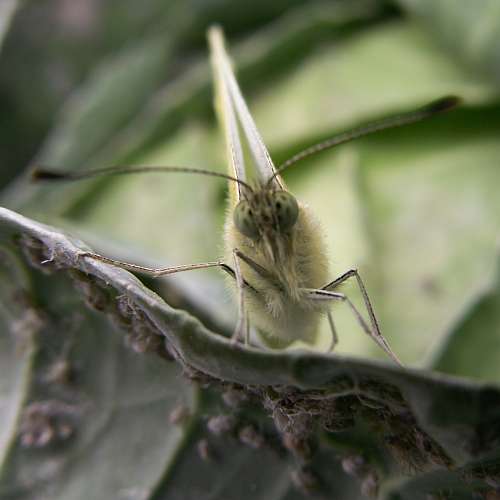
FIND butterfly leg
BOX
[77,251,224,276]
[231,249,250,344]
[326,311,338,352]
[321,269,402,365]
[79,251,260,294]
[233,249,277,285]
[305,288,402,366]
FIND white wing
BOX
[209,27,246,200]
[208,26,284,192]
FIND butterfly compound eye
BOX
[234,200,260,239]
[273,191,299,232]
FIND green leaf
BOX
[3,35,173,213]
[253,22,494,149]
[430,254,500,383]
[0,0,19,50]
[3,5,500,497]
[0,247,36,476]
[0,210,195,499]
[2,207,500,477]
[395,0,500,85]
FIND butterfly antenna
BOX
[267,95,461,185]
[32,164,254,192]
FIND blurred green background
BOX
[1,0,500,374]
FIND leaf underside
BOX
[1,207,500,499]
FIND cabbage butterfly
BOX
[33,27,460,365]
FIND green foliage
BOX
[1,1,500,498]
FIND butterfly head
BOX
[233,186,299,262]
